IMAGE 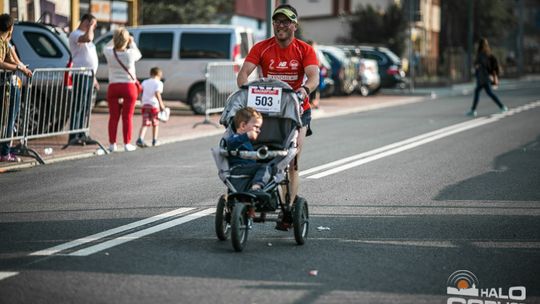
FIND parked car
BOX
[357,46,407,89]
[10,22,73,133]
[314,48,335,98]
[318,45,357,96]
[337,45,380,96]
[94,24,255,114]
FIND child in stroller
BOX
[212,78,310,252]
[226,107,270,192]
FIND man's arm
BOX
[298,64,320,98]
[77,19,96,43]
[236,61,257,88]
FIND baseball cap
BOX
[272,7,298,23]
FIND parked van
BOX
[94,24,255,114]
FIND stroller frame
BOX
[211,78,310,252]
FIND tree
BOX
[440,0,515,51]
[141,0,234,25]
[343,3,406,56]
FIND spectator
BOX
[0,13,32,163]
[68,13,99,145]
[136,67,165,148]
[104,27,142,152]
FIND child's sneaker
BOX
[0,153,21,163]
[136,138,148,148]
[108,143,117,153]
[152,139,160,147]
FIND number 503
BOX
[255,95,273,106]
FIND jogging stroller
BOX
[211,78,309,252]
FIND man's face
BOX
[272,14,296,42]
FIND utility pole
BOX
[467,0,473,82]
[516,0,524,76]
[70,0,80,31]
[266,0,274,38]
[408,0,414,92]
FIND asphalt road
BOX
[1,83,539,304]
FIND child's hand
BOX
[246,129,259,141]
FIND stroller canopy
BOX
[220,78,303,128]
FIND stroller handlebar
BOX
[220,146,288,160]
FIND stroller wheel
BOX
[231,203,250,252]
[215,195,230,241]
[293,196,309,245]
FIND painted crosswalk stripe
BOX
[0,272,18,281]
[30,207,195,256]
[69,208,215,256]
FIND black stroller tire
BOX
[293,197,309,245]
[215,195,230,241]
[231,203,249,252]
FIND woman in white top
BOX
[104,27,142,152]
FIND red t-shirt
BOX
[244,37,319,111]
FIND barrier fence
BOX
[0,67,106,164]
[194,62,240,128]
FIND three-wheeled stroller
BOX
[211,78,309,252]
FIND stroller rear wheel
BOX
[231,203,250,252]
[293,196,309,245]
[215,195,230,241]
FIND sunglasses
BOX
[272,19,293,27]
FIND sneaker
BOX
[152,139,160,147]
[0,153,21,163]
[124,144,137,152]
[108,143,117,153]
[466,110,477,118]
[136,139,148,148]
[500,106,508,113]
[275,221,291,231]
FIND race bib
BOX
[247,86,282,113]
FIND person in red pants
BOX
[103,27,142,152]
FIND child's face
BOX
[239,117,262,140]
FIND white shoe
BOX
[124,144,137,152]
[108,143,117,152]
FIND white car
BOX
[94,24,255,114]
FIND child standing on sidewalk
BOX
[136,67,165,147]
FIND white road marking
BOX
[69,208,215,256]
[302,100,540,179]
[0,272,18,281]
[30,207,195,256]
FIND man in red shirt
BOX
[237,4,319,230]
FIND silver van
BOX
[94,24,254,114]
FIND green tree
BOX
[440,0,515,50]
[141,0,234,25]
[343,3,406,56]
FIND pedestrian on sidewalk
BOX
[0,13,32,163]
[466,37,508,118]
[136,67,165,147]
[68,13,99,144]
[104,27,142,152]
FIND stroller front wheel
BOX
[231,203,250,252]
[293,196,309,245]
[215,195,230,241]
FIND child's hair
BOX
[150,67,162,77]
[233,107,262,130]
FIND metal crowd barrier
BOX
[0,67,106,165]
[194,62,240,128]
